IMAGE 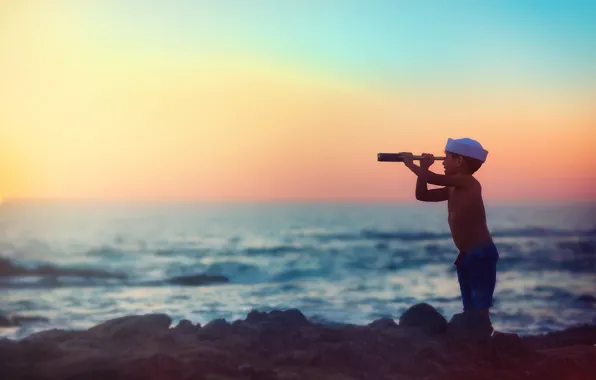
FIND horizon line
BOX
[1,196,594,206]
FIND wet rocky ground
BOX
[1,303,595,380]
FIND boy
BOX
[401,137,499,337]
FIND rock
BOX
[172,319,199,334]
[197,318,231,341]
[528,347,596,380]
[398,303,447,335]
[238,363,278,380]
[523,324,596,349]
[576,294,596,304]
[446,311,494,343]
[88,313,172,340]
[245,309,309,327]
[299,326,321,341]
[491,331,530,355]
[22,328,85,344]
[0,305,595,380]
[368,317,398,330]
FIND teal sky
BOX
[71,0,596,88]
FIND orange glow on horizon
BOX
[1,2,595,203]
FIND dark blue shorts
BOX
[455,240,499,311]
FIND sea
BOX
[1,200,595,340]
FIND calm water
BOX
[1,200,595,339]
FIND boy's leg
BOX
[456,263,472,311]
[465,246,498,337]
[468,246,498,312]
[452,243,498,338]
[450,262,479,333]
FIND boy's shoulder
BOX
[468,173,481,185]
[453,172,480,186]
[467,174,482,189]
[451,173,481,191]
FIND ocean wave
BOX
[165,274,230,286]
[155,247,213,257]
[244,245,305,256]
[86,246,128,258]
[313,226,596,243]
[1,225,594,289]
[491,227,596,238]
[0,253,266,288]
[557,240,595,254]
[201,261,265,283]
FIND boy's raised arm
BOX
[402,153,472,188]
[415,177,450,202]
[414,167,471,187]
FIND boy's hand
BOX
[420,153,435,169]
[401,152,414,166]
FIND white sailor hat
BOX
[445,137,488,162]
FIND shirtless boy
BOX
[401,137,499,336]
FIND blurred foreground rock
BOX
[1,302,595,380]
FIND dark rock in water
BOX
[375,242,389,250]
[398,302,448,335]
[11,315,50,325]
[1,304,595,380]
[576,294,596,305]
[168,274,229,286]
[0,313,49,327]
[0,315,10,327]
[0,256,127,279]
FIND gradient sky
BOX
[1,0,595,202]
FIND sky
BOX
[1,0,595,202]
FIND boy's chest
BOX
[448,188,482,219]
[447,188,458,210]
[447,188,469,213]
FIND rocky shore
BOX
[1,303,595,380]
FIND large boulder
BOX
[447,311,494,341]
[398,303,448,335]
